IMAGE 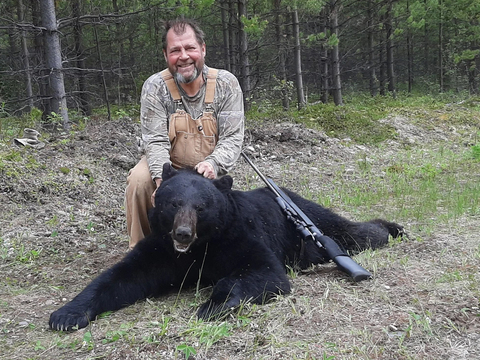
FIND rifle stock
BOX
[241,152,372,282]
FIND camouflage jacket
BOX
[140,65,245,180]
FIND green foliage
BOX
[2,149,22,162]
[176,343,197,359]
[29,107,43,122]
[46,112,64,125]
[302,0,328,13]
[15,244,42,263]
[471,145,480,161]
[82,168,94,183]
[241,15,268,39]
[326,33,339,48]
[305,32,327,45]
[59,166,70,175]
[102,324,132,344]
[181,321,232,348]
[93,104,140,120]
[454,49,480,64]
[299,103,395,144]
[82,331,94,350]
[248,92,479,144]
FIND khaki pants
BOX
[125,156,156,248]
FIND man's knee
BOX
[126,157,155,195]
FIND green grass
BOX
[246,92,480,236]
[296,146,480,236]
[247,93,480,144]
[1,93,480,360]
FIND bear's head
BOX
[149,163,233,253]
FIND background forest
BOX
[1,0,479,125]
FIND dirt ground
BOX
[0,114,479,360]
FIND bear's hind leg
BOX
[340,219,404,253]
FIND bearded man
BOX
[125,18,245,248]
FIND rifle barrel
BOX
[241,150,372,282]
[241,152,280,197]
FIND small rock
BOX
[388,324,398,332]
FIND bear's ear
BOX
[213,175,233,191]
[162,163,177,181]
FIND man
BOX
[125,18,244,248]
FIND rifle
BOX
[241,152,372,282]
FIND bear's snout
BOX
[170,206,197,253]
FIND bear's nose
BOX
[174,226,193,242]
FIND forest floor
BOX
[0,108,479,360]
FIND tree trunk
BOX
[8,0,18,73]
[112,0,124,106]
[330,0,343,106]
[406,0,413,93]
[40,0,69,128]
[407,34,413,93]
[18,0,34,111]
[438,0,444,92]
[30,0,50,116]
[237,0,251,109]
[423,0,429,74]
[93,19,111,121]
[275,0,289,110]
[385,0,396,98]
[475,50,480,94]
[292,8,306,109]
[367,0,377,97]
[321,7,329,103]
[228,0,237,75]
[379,40,385,96]
[72,0,91,115]
[221,0,231,72]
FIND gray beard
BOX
[175,67,200,84]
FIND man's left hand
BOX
[195,161,216,179]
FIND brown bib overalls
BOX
[125,68,219,248]
[161,68,219,169]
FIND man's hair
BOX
[162,18,205,51]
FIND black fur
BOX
[49,163,403,331]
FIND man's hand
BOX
[151,178,162,207]
[195,161,216,179]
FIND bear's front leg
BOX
[49,282,101,331]
[197,264,291,320]
[49,238,180,331]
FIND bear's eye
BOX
[170,199,184,208]
[195,204,205,213]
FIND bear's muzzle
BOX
[170,206,197,253]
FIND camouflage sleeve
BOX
[140,73,172,180]
[205,70,245,176]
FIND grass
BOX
[302,145,480,233]
[247,92,480,143]
[1,93,480,359]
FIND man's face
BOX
[163,26,206,84]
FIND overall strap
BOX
[160,69,182,102]
[205,68,218,105]
[161,67,218,108]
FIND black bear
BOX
[49,163,403,331]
